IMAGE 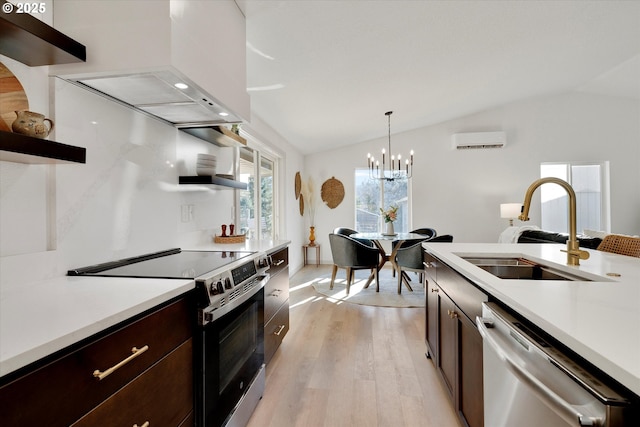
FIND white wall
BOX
[304,92,640,263]
[0,59,303,286]
[2,47,637,281]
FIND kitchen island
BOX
[422,242,640,397]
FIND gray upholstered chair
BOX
[428,234,453,242]
[333,227,358,236]
[333,227,373,246]
[392,227,437,250]
[329,233,380,294]
[395,240,427,294]
[411,228,437,239]
[395,234,453,294]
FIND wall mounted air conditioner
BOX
[452,131,506,149]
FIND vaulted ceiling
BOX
[238,1,640,155]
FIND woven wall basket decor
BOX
[321,176,345,209]
[294,172,302,200]
[299,193,305,216]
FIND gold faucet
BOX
[518,177,590,266]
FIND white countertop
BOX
[0,239,290,378]
[422,242,640,396]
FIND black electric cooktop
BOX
[67,248,255,279]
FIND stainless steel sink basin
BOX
[461,256,592,281]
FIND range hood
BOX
[71,70,243,127]
[50,0,249,128]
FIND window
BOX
[355,169,410,233]
[238,147,276,239]
[540,162,610,234]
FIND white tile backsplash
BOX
[1,77,234,287]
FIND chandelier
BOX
[367,111,413,181]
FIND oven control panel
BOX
[195,253,270,325]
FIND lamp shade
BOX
[500,203,522,219]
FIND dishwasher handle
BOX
[476,317,603,427]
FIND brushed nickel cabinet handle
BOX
[274,259,285,266]
[430,288,439,293]
[273,325,286,336]
[93,345,149,380]
[133,422,149,427]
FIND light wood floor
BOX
[247,265,461,427]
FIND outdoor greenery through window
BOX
[540,162,610,234]
[239,147,275,239]
[355,169,409,233]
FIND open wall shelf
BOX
[0,1,86,66]
[0,131,86,164]
[179,175,247,190]
[180,126,246,148]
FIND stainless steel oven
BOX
[68,248,271,427]
[194,255,269,427]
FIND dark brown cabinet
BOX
[425,280,439,362]
[459,312,484,427]
[264,246,290,364]
[424,251,487,427]
[438,291,458,399]
[0,295,194,427]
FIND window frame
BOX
[540,161,610,234]
[236,143,280,240]
[354,168,412,233]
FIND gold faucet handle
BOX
[561,240,590,265]
[561,248,590,260]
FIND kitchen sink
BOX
[460,256,593,281]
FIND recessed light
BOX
[174,82,188,90]
[219,112,229,117]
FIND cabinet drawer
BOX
[264,300,289,364]
[423,252,438,282]
[72,339,193,427]
[268,247,289,276]
[0,296,193,427]
[265,266,289,321]
[436,261,487,322]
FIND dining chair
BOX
[392,228,437,250]
[328,233,380,294]
[333,227,373,246]
[394,240,426,294]
[390,228,437,277]
[411,228,437,239]
[395,234,453,294]
[428,234,454,242]
[333,227,358,236]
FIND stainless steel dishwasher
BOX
[477,302,635,427]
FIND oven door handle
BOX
[476,317,603,427]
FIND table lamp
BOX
[500,203,522,226]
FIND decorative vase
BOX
[385,221,395,235]
[12,110,54,139]
[309,226,316,246]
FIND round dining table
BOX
[351,232,428,291]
